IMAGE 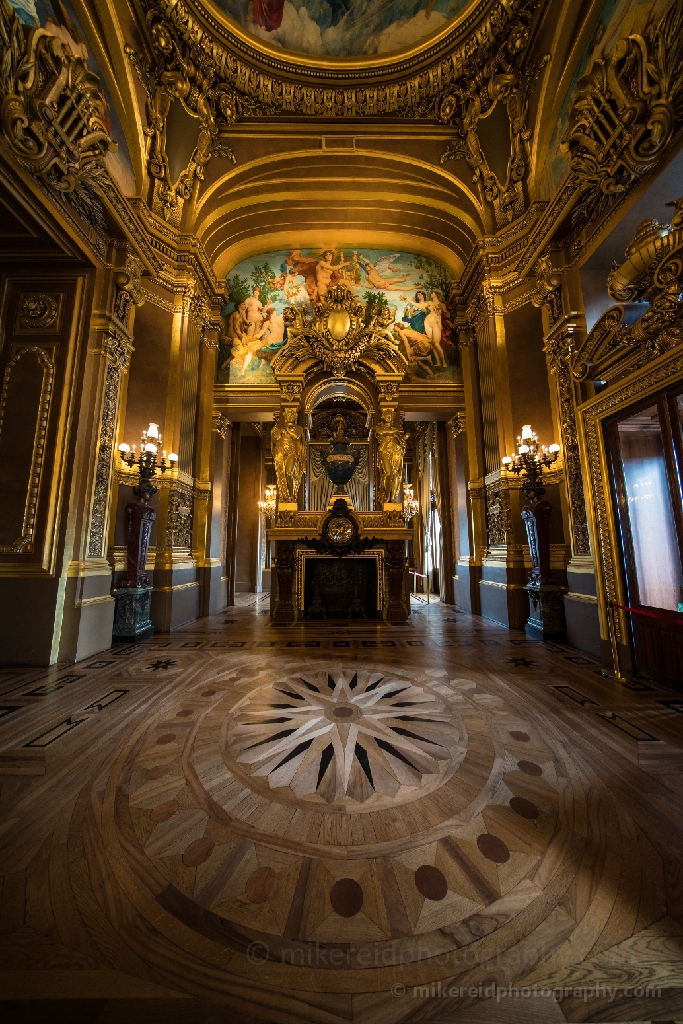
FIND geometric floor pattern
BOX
[1,595,683,1023]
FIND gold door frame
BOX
[578,345,683,677]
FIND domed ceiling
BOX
[208,0,471,58]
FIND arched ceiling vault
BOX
[196,150,481,280]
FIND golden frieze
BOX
[274,285,407,379]
[133,0,540,123]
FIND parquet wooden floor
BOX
[1,596,683,1024]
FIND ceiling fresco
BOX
[211,0,469,58]
[217,247,459,386]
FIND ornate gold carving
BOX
[440,1,547,227]
[0,0,116,193]
[0,346,55,553]
[530,256,562,326]
[126,8,238,224]
[377,381,401,405]
[278,380,304,405]
[212,413,231,439]
[571,199,683,385]
[114,252,145,327]
[88,334,133,558]
[272,408,306,504]
[277,285,407,379]
[485,479,512,547]
[543,319,590,556]
[448,412,467,438]
[167,481,193,549]
[134,0,536,126]
[562,0,683,230]
[375,408,408,505]
[15,293,62,333]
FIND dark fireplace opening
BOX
[304,558,378,620]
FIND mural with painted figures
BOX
[217,248,460,385]
[213,0,470,58]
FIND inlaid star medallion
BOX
[227,669,461,805]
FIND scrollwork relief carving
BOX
[0,0,116,194]
[167,481,194,549]
[562,0,683,231]
[485,479,512,547]
[88,335,133,558]
[15,293,61,333]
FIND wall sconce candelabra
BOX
[403,484,419,523]
[118,422,177,504]
[501,424,560,501]
[258,484,278,521]
[112,423,177,644]
[501,424,566,643]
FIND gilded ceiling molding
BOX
[132,0,541,125]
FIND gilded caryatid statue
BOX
[375,407,408,505]
[272,407,306,505]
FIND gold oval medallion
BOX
[327,310,350,340]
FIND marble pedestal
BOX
[524,581,567,643]
[112,587,154,642]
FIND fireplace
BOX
[303,556,379,620]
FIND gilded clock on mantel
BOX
[201,0,474,62]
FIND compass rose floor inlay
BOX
[1,597,683,1023]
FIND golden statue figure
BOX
[272,407,306,504]
[375,407,408,504]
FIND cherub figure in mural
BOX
[272,407,306,503]
[375,408,408,504]
[359,253,410,290]
[283,265,306,302]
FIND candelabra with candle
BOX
[501,424,566,642]
[257,484,278,521]
[403,484,419,523]
[112,422,178,642]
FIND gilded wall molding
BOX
[543,316,590,557]
[0,346,55,554]
[88,334,134,559]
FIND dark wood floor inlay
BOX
[156,733,176,744]
[509,731,530,741]
[182,837,215,867]
[509,796,540,819]
[245,866,278,903]
[151,799,179,822]
[330,878,364,917]
[517,760,543,776]
[477,834,510,863]
[414,864,448,901]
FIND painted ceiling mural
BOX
[7,0,135,195]
[217,248,460,385]
[212,0,469,58]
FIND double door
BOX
[609,386,683,687]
